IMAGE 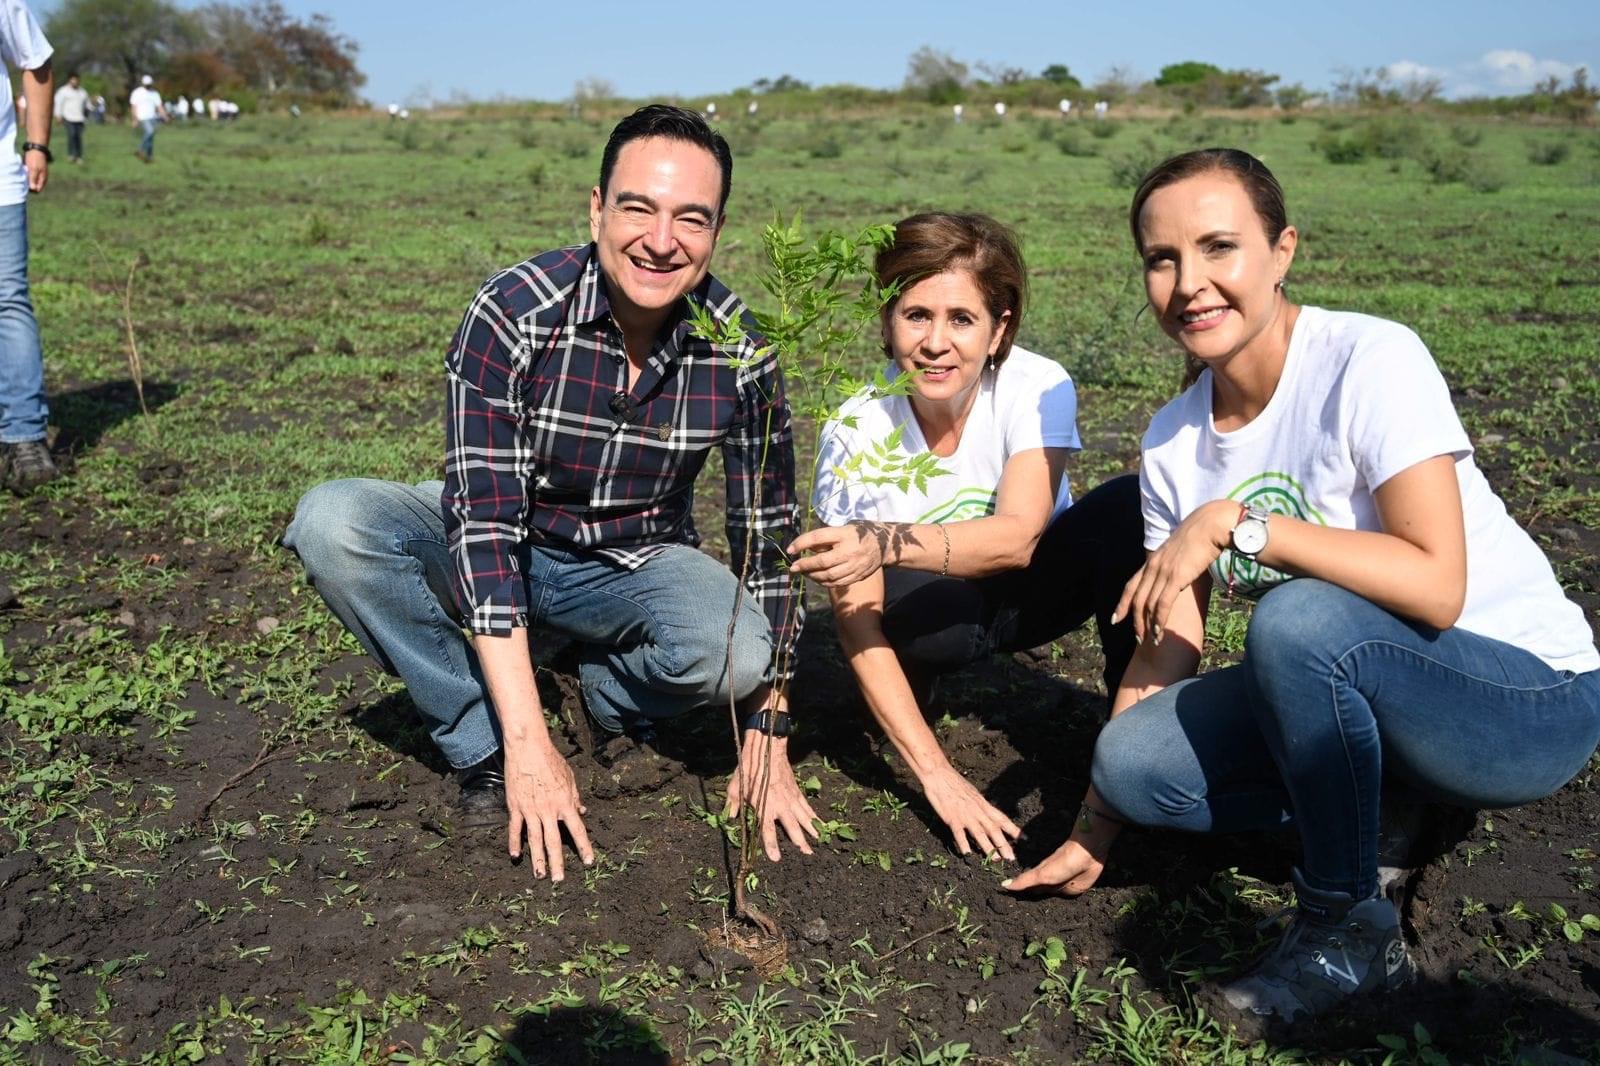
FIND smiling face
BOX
[1137,171,1297,368]
[589,136,725,338]
[886,269,1010,414]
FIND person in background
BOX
[53,71,87,163]
[792,212,1143,862]
[1004,147,1600,1027]
[173,94,188,122]
[0,0,59,493]
[129,74,167,162]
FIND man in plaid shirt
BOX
[286,105,819,881]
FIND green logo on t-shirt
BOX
[919,487,999,525]
[1214,471,1328,598]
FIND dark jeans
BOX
[879,473,1144,699]
[65,122,83,161]
[1092,578,1600,900]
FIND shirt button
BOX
[612,354,624,365]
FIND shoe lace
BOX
[10,441,53,476]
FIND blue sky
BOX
[229,1,1596,107]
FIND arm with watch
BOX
[20,57,53,193]
[1002,453,1468,896]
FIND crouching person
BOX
[284,105,819,881]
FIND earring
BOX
[1274,276,1287,292]
[987,356,996,373]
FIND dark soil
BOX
[2,386,1598,1064]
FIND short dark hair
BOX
[598,104,733,216]
[874,212,1028,366]
[1129,147,1288,255]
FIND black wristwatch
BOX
[21,142,51,163]
[742,709,795,738]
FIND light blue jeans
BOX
[138,119,158,158]
[0,201,47,444]
[1093,579,1600,900]
[283,479,773,769]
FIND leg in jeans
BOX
[1243,578,1600,900]
[0,202,47,445]
[1092,665,1293,834]
[528,543,772,733]
[139,120,157,159]
[284,478,500,770]
[1094,578,1600,903]
[880,474,1145,695]
[66,122,83,162]
[285,479,772,761]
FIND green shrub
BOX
[1056,129,1098,157]
[1449,124,1483,147]
[1527,140,1570,165]
[1418,144,1471,184]
[1314,131,1368,164]
[1107,141,1168,188]
[1089,120,1120,139]
[1468,162,1509,193]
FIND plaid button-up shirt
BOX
[443,244,803,678]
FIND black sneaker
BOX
[1219,867,1413,1023]
[2,439,59,495]
[455,751,505,827]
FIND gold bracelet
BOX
[938,524,951,577]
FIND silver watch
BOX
[1230,504,1271,560]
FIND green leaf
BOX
[1375,1034,1408,1051]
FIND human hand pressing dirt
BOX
[504,737,594,882]
[725,731,821,862]
[919,763,1022,862]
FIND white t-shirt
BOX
[129,85,162,121]
[814,346,1081,527]
[1140,306,1599,673]
[54,82,87,122]
[0,0,50,208]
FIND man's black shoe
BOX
[2,439,60,495]
[455,751,505,827]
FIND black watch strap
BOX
[742,709,795,737]
[21,142,51,163]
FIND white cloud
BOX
[1477,49,1586,91]
[1382,59,1444,84]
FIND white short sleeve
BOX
[811,416,863,527]
[1003,362,1081,455]
[1343,325,1471,491]
[1139,455,1180,551]
[0,1,51,72]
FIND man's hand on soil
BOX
[503,737,594,881]
[725,731,820,862]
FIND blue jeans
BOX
[138,119,158,158]
[282,479,774,769]
[1093,579,1600,900]
[0,201,46,444]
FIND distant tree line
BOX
[45,0,364,112]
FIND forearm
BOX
[1258,517,1463,629]
[473,631,551,750]
[23,64,51,142]
[876,513,1042,578]
[832,585,952,779]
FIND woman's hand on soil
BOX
[503,738,593,882]
[725,733,821,861]
[1113,499,1234,644]
[1001,836,1106,897]
[788,522,890,588]
[921,765,1021,862]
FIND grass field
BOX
[1,108,1597,1063]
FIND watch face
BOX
[1233,518,1269,557]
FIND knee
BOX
[283,479,393,581]
[1090,712,1187,825]
[1243,579,1360,677]
[660,599,772,702]
[884,620,986,673]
